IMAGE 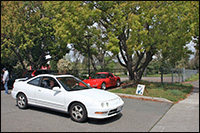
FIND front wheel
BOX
[17,93,28,109]
[70,103,87,123]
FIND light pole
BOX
[85,35,92,77]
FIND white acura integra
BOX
[11,74,124,122]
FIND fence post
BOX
[182,68,185,82]
[171,68,174,83]
[179,68,182,83]
[161,67,163,83]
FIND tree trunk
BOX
[10,46,26,70]
[117,49,154,81]
[127,65,135,81]
[136,51,153,80]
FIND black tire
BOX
[101,82,106,90]
[70,103,87,123]
[116,79,120,87]
[17,93,28,109]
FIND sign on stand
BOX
[136,84,145,95]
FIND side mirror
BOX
[53,86,61,92]
[89,77,91,79]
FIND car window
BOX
[92,74,107,79]
[40,77,60,90]
[57,77,91,91]
[108,73,114,77]
[28,77,41,86]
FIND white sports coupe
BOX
[11,74,124,122]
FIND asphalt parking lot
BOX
[1,91,173,132]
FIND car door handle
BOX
[38,90,41,92]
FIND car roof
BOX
[34,74,75,78]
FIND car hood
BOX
[72,88,118,102]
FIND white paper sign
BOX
[136,84,145,95]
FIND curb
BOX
[115,93,174,104]
[112,80,199,104]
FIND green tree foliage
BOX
[1,1,69,70]
[87,1,199,81]
[43,1,92,52]
[57,58,72,73]
[43,1,107,71]
[2,1,198,79]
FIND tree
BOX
[57,58,72,73]
[13,1,197,80]
[89,29,116,71]
[87,1,198,81]
[43,1,115,74]
[1,1,69,70]
[189,50,199,70]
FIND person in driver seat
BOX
[49,79,55,89]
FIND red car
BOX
[82,72,121,90]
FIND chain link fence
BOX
[144,68,199,83]
[69,67,198,83]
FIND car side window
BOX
[28,77,41,86]
[40,77,60,90]
[108,73,113,77]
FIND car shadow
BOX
[23,105,122,124]
[87,113,123,125]
[28,105,70,118]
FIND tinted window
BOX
[92,74,107,79]
[28,77,41,86]
[108,73,114,77]
[57,77,91,91]
[40,77,60,90]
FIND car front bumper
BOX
[87,99,124,119]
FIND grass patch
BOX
[185,73,199,82]
[110,80,193,103]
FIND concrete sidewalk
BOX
[150,80,199,132]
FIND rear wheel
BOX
[70,103,87,123]
[101,82,106,90]
[17,93,28,109]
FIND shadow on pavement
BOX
[88,113,122,125]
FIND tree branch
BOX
[117,54,127,68]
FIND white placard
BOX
[136,84,145,95]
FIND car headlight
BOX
[101,102,109,108]
[101,103,104,107]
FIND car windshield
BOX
[91,74,107,79]
[57,77,92,91]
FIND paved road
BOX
[2,77,198,132]
[119,77,199,132]
[150,80,199,132]
[1,91,172,132]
